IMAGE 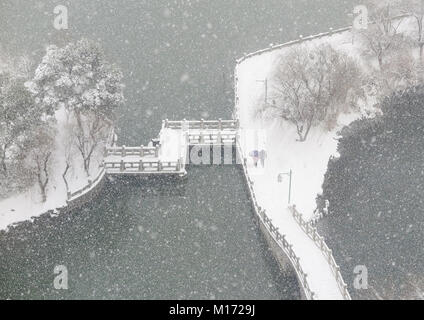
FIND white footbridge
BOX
[103,119,239,176]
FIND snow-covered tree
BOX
[369,51,424,100]
[0,72,41,175]
[268,44,363,141]
[399,0,424,60]
[359,0,407,69]
[23,123,56,202]
[28,39,125,175]
[72,111,111,175]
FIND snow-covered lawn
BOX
[236,17,417,299]
[0,107,104,231]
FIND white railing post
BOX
[155,145,160,157]
[158,160,162,171]
[122,145,126,157]
[120,160,125,172]
[218,118,222,130]
[140,145,144,157]
[139,160,143,171]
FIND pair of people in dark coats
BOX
[249,149,267,167]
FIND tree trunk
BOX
[38,179,47,203]
[83,157,90,177]
[1,156,7,176]
[0,146,7,176]
[36,153,50,203]
[378,54,383,70]
[62,162,70,193]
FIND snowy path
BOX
[242,156,343,299]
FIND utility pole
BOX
[278,169,292,204]
[256,78,268,104]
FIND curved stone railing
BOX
[237,26,352,65]
[237,141,316,300]
[290,206,351,300]
[67,166,106,202]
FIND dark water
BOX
[0,167,301,299]
[0,0,355,299]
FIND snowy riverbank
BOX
[0,107,105,231]
[236,17,417,299]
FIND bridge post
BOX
[158,160,163,171]
[139,160,143,171]
[185,132,189,145]
[200,132,205,144]
[201,118,205,130]
[218,118,222,130]
[217,131,222,145]
[122,145,126,157]
[155,145,160,157]
[176,158,181,171]
[302,273,308,287]
[140,145,144,157]
[165,119,169,128]
[120,160,125,172]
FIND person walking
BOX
[259,149,267,168]
[249,150,259,167]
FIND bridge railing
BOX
[105,145,160,157]
[237,142,316,300]
[290,206,351,300]
[187,131,237,145]
[104,158,184,174]
[163,118,239,130]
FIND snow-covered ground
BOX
[0,107,104,231]
[236,17,417,299]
